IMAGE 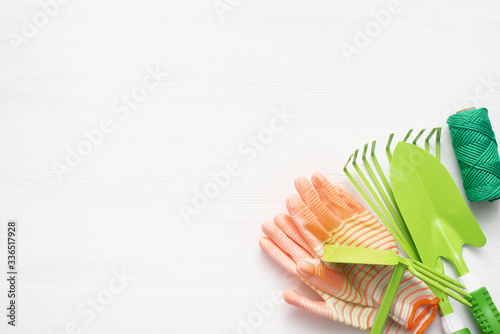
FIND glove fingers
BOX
[294,177,342,233]
[283,289,334,320]
[286,194,331,253]
[261,219,312,264]
[296,259,369,306]
[273,213,316,258]
[335,185,372,213]
[311,172,397,251]
[295,177,342,233]
[310,172,354,220]
[310,172,369,222]
[259,237,298,277]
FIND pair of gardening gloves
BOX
[259,172,439,333]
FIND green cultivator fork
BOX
[343,128,472,334]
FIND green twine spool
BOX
[447,108,500,202]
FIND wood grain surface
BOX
[1,0,500,333]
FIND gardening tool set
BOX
[260,108,500,333]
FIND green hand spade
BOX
[390,141,500,334]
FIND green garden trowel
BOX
[390,141,500,334]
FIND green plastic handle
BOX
[469,287,500,334]
[371,264,406,334]
[451,329,472,334]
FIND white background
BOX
[1,0,500,333]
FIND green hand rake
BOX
[323,245,471,307]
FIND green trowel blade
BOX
[390,142,486,274]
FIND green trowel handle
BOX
[451,329,472,334]
[371,264,406,334]
[469,287,500,334]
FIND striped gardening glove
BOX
[260,172,439,333]
[260,215,415,333]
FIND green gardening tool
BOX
[391,141,500,334]
[344,128,470,334]
[323,245,472,307]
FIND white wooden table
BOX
[1,0,500,333]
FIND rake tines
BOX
[344,127,442,261]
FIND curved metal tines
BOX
[344,127,442,261]
[387,127,442,162]
[425,127,441,161]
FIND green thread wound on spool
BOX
[447,108,500,202]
